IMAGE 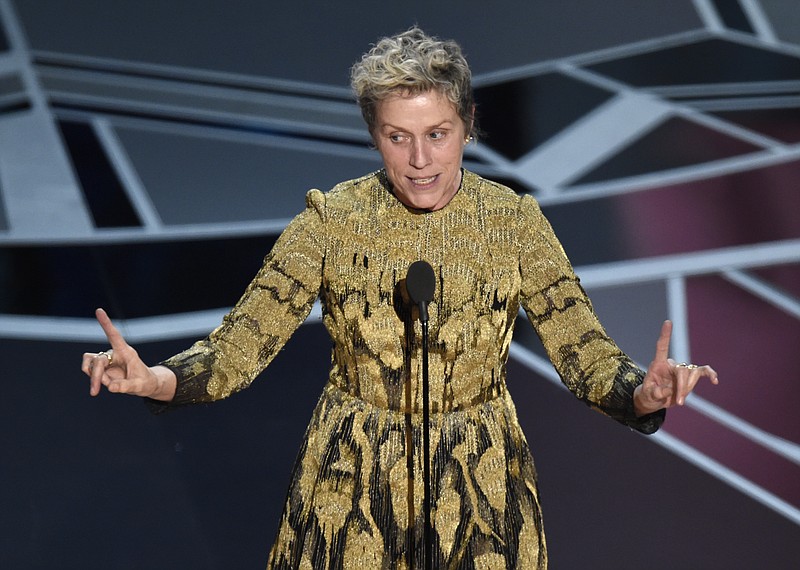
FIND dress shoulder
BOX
[462,170,538,212]
[309,170,386,214]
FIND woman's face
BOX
[373,90,467,211]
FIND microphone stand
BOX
[406,260,435,570]
[419,300,432,570]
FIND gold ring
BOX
[676,362,688,367]
[97,350,113,365]
[686,364,699,370]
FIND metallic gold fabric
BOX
[160,170,664,569]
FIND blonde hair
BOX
[350,27,476,139]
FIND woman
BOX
[82,27,718,569]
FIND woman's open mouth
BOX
[410,175,438,186]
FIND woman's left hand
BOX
[634,320,719,416]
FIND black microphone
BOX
[406,260,435,323]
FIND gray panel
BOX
[0,111,93,237]
[37,67,367,139]
[761,0,800,44]
[115,125,382,224]
[14,0,703,84]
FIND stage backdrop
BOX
[1,1,798,568]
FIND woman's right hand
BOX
[81,308,176,401]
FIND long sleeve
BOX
[149,189,327,411]
[516,194,664,434]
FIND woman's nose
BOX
[410,140,432,168]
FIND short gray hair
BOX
[350,27,476,139]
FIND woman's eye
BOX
[430,131,445,140]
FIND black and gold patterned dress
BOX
[157,169,664,569]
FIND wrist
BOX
[149,365,177,401]
[633,384,660,417]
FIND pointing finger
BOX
[653,320,672,363]
[95,308,128,351]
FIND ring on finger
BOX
[97,350,113,365]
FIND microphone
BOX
[406,260,435,323]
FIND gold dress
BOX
[158,170,664,569]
